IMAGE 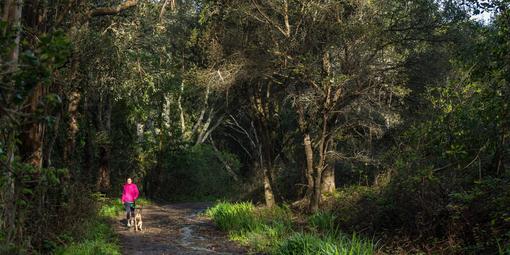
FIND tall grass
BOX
[207,202,377,255]
[206,202,257,231]
[273,231,376,255]
[309,211,337,233]
[206,202,293,253]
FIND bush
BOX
[54,197,122,255]
[149,144,241,201]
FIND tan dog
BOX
[134,206,143,232]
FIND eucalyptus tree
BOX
[200,0,456,211]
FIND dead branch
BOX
[89,0,138,17]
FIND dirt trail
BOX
[114,202,247,255]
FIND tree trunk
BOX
[2,0,22,244]
[209,137,240,182]
[2,0,22,71]
[149,95,167,198]
[162,93,172,131]
[20,83,46,168]
[310,103,331,212]
[178,81,186,135]
[63,91,81,165]
[96,94,112,193]
[321,139,336,194]
[44,112,60,167]
[83,97,93,180]
[303,133,314,198]
[321,164,335,194]
[97,146,111,193]
[296,102,315,200]
[14,0,45,169]
[16,1,48,170]
[4,133,18,242]
[310,164,323,213]
[263,167,276,208]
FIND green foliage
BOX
[207,202,292,253]
[1,1,508,254]
[56,240,120,255]
[98,198,123,218]
[329,10,510,252]
[230,223,289,253]
[206,202,257,232]
[309,211,337,234]
[274,232,376,255]
[152,144,240,201]
[55,197,122,255]
[97,196,152,218]
[274,233,325,255]
[207,202,375,254]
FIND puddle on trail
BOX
[179,210,231,254]
[180,225,194,246]
[117,203,245,255]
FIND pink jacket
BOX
[121,183,139,203]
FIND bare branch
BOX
[250,0,290,38]
[89,0,138,17]
[159,0,176,19]
[209,137,240,182]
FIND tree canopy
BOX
[1,0,509,253]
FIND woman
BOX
[121,177,139,227]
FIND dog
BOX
[133,205,143,232]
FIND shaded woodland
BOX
[0,0,509,254]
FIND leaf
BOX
[22,188,33,195]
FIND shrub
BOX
[150,144,241,201]
[54,197,122,255]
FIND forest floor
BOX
[113,202,247,255]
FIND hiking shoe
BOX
[127,221,131,227]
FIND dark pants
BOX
[124,202,135,219]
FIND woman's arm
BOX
[121,185,126,203]
[134,185,140,200]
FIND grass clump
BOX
[206,201,258,231]
[309,211,337,233]
[274,232,376,255]
[207,202,291,253]
[207,201,377,254]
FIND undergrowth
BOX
[53,195,149,255]
[54,219,120,255]
[206,202,377,254]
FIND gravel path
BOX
[114,202,247,255]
